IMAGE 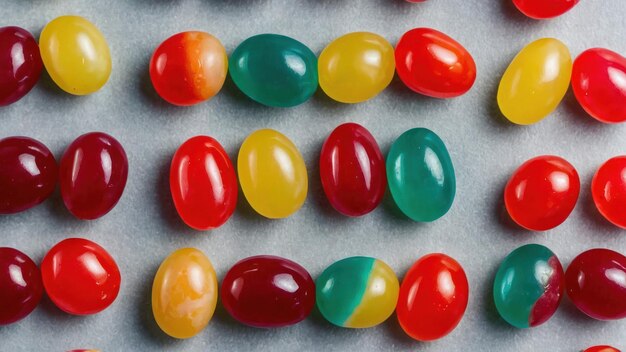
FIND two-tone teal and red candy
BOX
[493,244,565,328]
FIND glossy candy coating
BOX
[493,244,564,328]
[318,32,395,103]
[395,28,476,98]
[319,123,386,216]
[498,38,572,125]
[152,248,218,339]
[0,137,57,214]
[591,156,626,228]
[0,248,43,325]
[41,238,121,315]
[60,132,128,220]
[229,34,317,107]
[316,256,398,328]
[583,346,621,352]
[170,136,237,230]
[572,48,626,123]
[150,32,227,106]
[504,155,580,231]
[397,253,469,341]
[238,129,307,219]
[386,128,455,222]
[513,0,579,19]
[0,27,43,106]
[39,16,111,95]
[565,249,626,320]
[221,255,315,328]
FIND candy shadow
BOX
[482,263,520,333]
[307,138,350,221]
[499,0,535,23]
[491,177,526,235]
[155,153,197,235]
[384,313,418,347]
[579,181,623,234]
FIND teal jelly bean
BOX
[229,34,318,108]
[386,128,456,222]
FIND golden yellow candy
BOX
[39,15,111,95]
[238,129,308,219]
[318,32,395,103]
[152,248,218,339]
[497,38,572,125]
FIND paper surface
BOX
[1,0,625,351]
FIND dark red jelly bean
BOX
[170,136,237,230]
[0,247,43,325]
[0,26,43,107]
[221,255,315,328]
[0,136,57,214]
[320,123,386,216]
[60,132,128,220]
[565,248,626,320]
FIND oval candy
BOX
[39,15,111,95]
[238,129,308,219]
[221,255,315,328]
[170,136,237,230]
[320,123,386,217]
[0,26,43,106]
[497,38,572,125]
[592,156,626,228]
[386,128,456,222]
[152,248,218,339]
[513,0,579,19]
[395,28,476,98]
[316,256,399,328]
[60,132,128,220]
[0,136,57,214]
[318,32,395,103]
[229,34,318,107]
[493,244,565,328]
[0,248,43,325]
[397,253,469,341]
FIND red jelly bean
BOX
[592,156,626,228]
[0,248,43,325]
[572,48,626,124]
[504,155,580,231]
[0,136,57,214]
[0,26,43,106]
[170,136,237,230]
[395,28,476,98]
[319,123,386,217]
[565,249,626,320]
[397,253,469,341]
[60,132,128,220]
[221,255,315,328]
[41,238,121,315]
[584,346,621,352]
[512,0,579,19]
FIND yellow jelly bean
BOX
[318,32,395,103]
[238,129,308,219]
[497,38,572,125]
[152,248,218,339]
[39,15,112,95]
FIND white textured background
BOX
[1,0,625,351]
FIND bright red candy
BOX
[395,28,476,98]
[170,136,237,230]
[221,255,315,328]
[0,26,43,107]
[565,249,626,320]
[60,132,128,220]
[41,238,121,315]
[584,346,621,352]
[397,253,469,341]
[572,48,626,123]
[513,0,579,19]
[319,123,386,217]
[0,136,57,214]
[504,155,580,231]
[0,248,43,325]
[592,156,626,228]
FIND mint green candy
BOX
[229,34,318,108]
[386,128,456,222]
